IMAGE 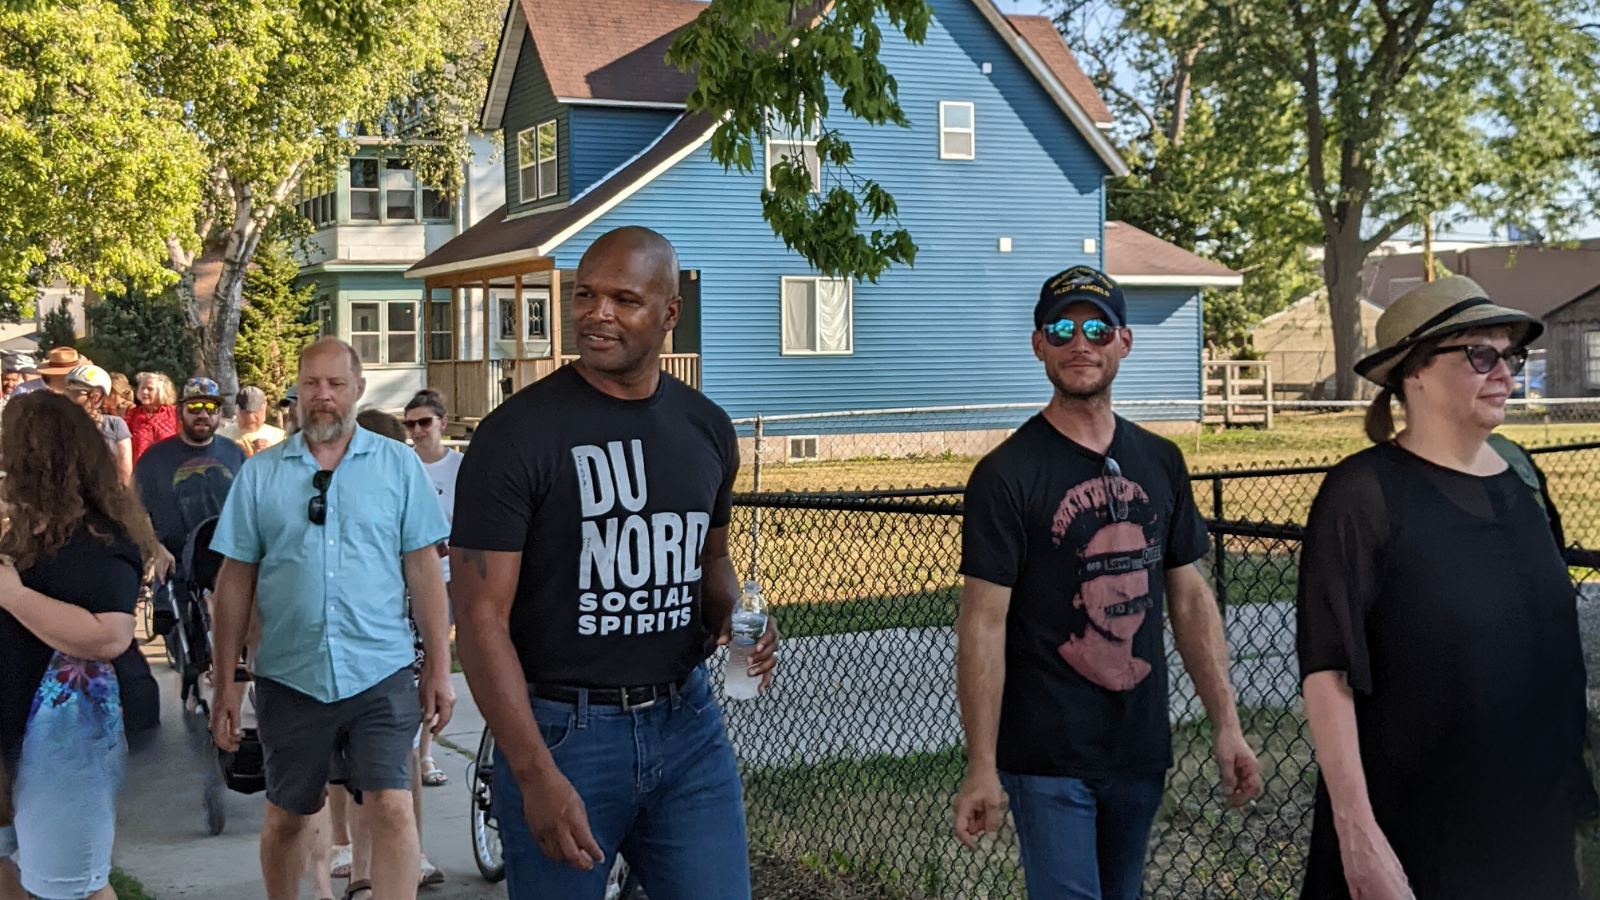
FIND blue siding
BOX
[569,107,681,196]
[1118,287,1204,420]
[541,0,1190,420]
[503,34,569,214]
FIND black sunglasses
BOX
[1041,317,1118,347]
[404,415,436,430]
[1103,456,1128,522]
[1427,343,1527,376]
[308,470,333,526]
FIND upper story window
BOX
[518,120,558,203]
[299,156,453,227]
[351,159,381,220]
[781,276,852,355]
[296,166,337,228]
[940,102,975,159]
[350,300,419,366]
[385,159,416,220]
[765,112,821,193]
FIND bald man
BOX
[450,227,778,899]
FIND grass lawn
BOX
[110,869,157,900]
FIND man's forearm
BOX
[701,555,739,638]
[210,561,256,687]
[955,606,1006,771]
[1169,577,1241,734]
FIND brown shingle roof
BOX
[1004,15,1112,125]
[1104,221,1241,282]
[518,0,703,104]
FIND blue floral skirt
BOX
[12,652,125,900]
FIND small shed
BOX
[1541,283,1600,397]
[1250,291,1383,399]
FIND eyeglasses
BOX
[1041,317,1118,347]
[1428,343,1527,376]
[183,401,219,415]
[308,470,333,526]
[404,416,436,431]
[1103,456,1128,522]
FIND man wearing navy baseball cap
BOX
[953,266,1261,899]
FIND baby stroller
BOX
[165,516,265,836]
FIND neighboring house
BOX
[1540,286,1600,397]
[407,0,1238,426]
[34,281,89,343]
[292,134,505,409]
[1251,291,1383,399]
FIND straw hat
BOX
[1355,276,1542,386]
[36,346,87,376]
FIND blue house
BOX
[406,0,1238,428]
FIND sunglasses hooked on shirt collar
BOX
[1041,317,1118,347]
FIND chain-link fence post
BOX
[1212,475,1227,605]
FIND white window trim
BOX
[763,113,822,194]
[339,155,455,226]
[940,101,976,160]
[1584,330,1600,388]
[517,120,559,204]
[779,276,854,356]
[348,298,421,368]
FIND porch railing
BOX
[558,353,700,389]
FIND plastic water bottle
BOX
[723,581,769,701]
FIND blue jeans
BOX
[1000,770,1166,900]
[493,666,751,900]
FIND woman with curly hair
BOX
[0,391,160,900]
[124,372,178,463]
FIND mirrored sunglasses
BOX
[1042,317,1117,347]
[183,401,219,414]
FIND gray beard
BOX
[300,406,355,443]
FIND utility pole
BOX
[1423,214,1435,282]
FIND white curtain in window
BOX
[816,279,850,353]
[783,280,815,352]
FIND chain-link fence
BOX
[714,441,1600,899]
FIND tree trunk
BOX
[204,226,264,416]
[1324,223,1367,401]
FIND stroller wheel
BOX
[204,780,227,836]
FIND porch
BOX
[420,257,701,423]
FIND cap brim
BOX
[1038,293,1122,329]
[1356,307,1542,385]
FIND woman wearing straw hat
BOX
[1297,276,1597,900]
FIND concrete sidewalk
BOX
[113,669,501,900]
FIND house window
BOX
[350,159,380,221]
[385,159,417,222]
[788,436,820,461]
[517,120,558,203]
[781,276,852,355]
[497,294,548,340]
[297,166,338,228]
[765,112,821,193]
[421,186,453,222]
[1585,331,1600,388]
[349,300,418,366]
[428,299,453,361]
[317,297,333,337]
[940,101,975,159]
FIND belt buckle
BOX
[620,687,662,712]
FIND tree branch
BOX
[1361,212,1416,257]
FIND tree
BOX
[78,286,195,382]
[235,243,319,408]
[36,301,76,356]
[1201,0,1600,398]
[0,0,204,312]
[667,0,931,282]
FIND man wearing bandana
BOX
[951,267,1263,900]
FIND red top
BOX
[125,405,179,463]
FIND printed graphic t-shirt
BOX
[451,365,739,687]
[423,450,463,582]
[961,415,1209,778]
[135,434,247,556]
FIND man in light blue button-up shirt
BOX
[208,338,452,900]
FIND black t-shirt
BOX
[961,415,1210,777]
[135,434,246,555]
[451,366,738,687]
[1297,443,1598,899]
[0,516,143,767]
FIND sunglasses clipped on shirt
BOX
[1041,317,1119,347]
[308,470,333,526]
[1425,343,1528,376]
[1103,456,1129,523]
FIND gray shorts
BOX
[255,668,419,816]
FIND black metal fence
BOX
[715,442,1600,899]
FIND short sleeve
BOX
[209,459,264,564]
[108,417,130,442]
[81,537,144,616]
[709,413,739,529]
[1163,447,1210,569]
[959,456,1027,588]
[1295,460,1389,694]
[450,411,539,552]
[398,450,451,553]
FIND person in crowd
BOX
[1,756,19,900]
[451,226,778,900]
[1,364,21,399]
[403,389,459,790]
[102,374,134,420]
[279,386,300,437]
[65,365,133,486]
[32,347,88,395]
[125,373,179,464]
[219,386,287,456]
[951,267,1262,900]
[134,378,245,560]
[1297,276,1597,900]
[8,364,40,398]
[0,392,160,900]
[356,408,407,442]
[208,338,454,900]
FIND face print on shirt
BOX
[1050,473,1163,691]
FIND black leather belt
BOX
[531,678,685,710]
